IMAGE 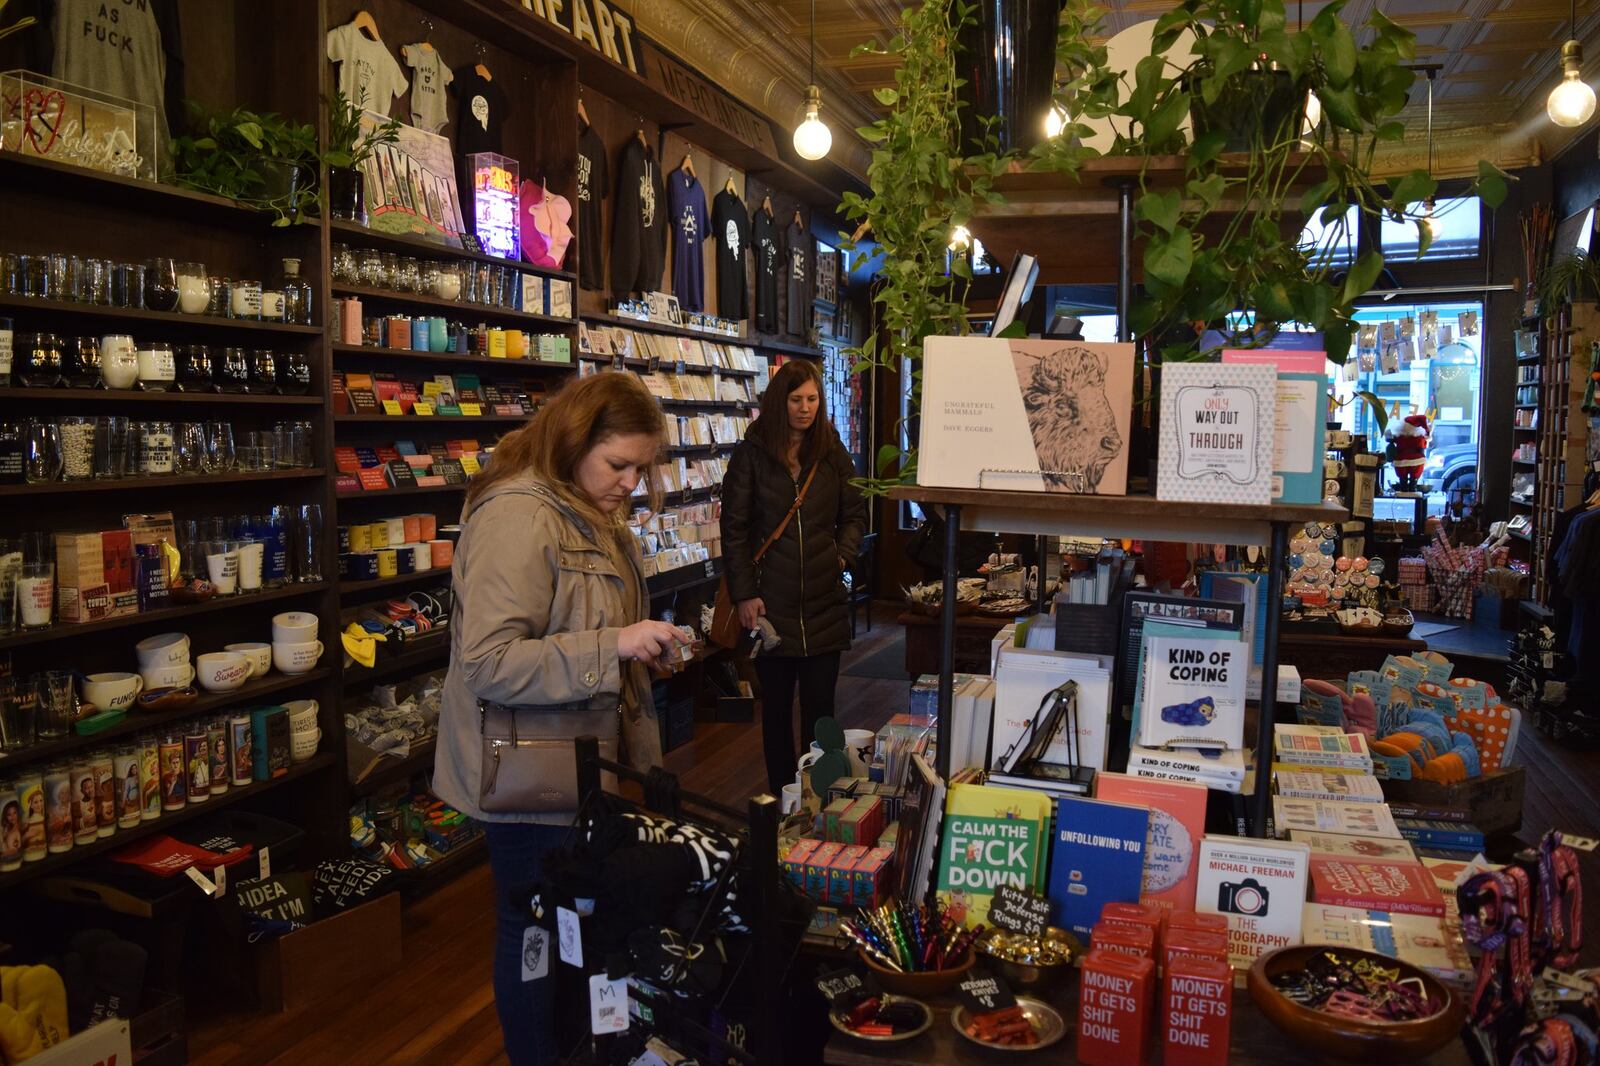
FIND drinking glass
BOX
[236,539,264,592]
[58,417,94,481]
[0,538,21,634]
[331,243,356,283]
[16,562,53,629]
[205,540,239,595]
[379,252,401,291]
[139,420,175,476]
[110,262,144,308]
[358,249,384,288]
[296,504,323,583]
[176,422,207,474]
[176,519,203,581]
[37,672,74,739]
[0,679,28,750]
[273,423,296,468]
[144,257,179,312]
[0,251,21,295]
[293,421,314,468]
[399,257,423,293]
[207,278,230,317]
[20,532,50,565]
[63,336,103,388]
[22,253,49,298]
[45,253,69,301]
[205,422,235,471]
[82,258,110,305]
[93,416,129,479]
[23,422,62,483]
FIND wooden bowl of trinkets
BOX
[1248,945,1464,1060]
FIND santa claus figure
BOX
[1389,413,1430,493]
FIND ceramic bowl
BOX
[272,640,323,675]
[224,642,272,678]
[290,727,321,763]
[196,652,256,693]
[827,995,932,1044]
[271,611,319,644]
[81,672,144,712]
[950,996,1066,1052]
[1247,945,1463,1061]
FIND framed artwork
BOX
[357,113,465,248]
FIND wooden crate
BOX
[254,891,402,1012]
[1381,765,1525,837]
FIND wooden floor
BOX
[187,619,1600,1065]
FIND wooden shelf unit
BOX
[1533,303,1598,601]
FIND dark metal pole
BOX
[1251,522,1289,836]
[747,794,782,1065]
[1117,181,1134,343]
[936,504,962,780]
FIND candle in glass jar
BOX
[260,288,285,321]
[435,267,462,300]
[230,280,262,319]
[17,567,53,629]
[176,263,209,314]
[140,421,175,475]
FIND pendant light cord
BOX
[1426,71,1434,180]
[808,0,817,88]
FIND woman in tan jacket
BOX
[434,372,682,1066]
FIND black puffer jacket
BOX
[721,432,866,657]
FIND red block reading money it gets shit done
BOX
[1078,948,1155,1066]
[1163,955,1232,1066]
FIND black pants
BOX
[756,651,842,795]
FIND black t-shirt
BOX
[577,122,608,291]
[752,208,779,333]
[785,219,809,336]
[711,190,750,321]
[453,66,507,156]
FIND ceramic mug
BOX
[780,783,802,815]
[196,651,258,693]
[224,642,272,677]
[843,728,874,778]
[81,671,143,712]
[289,727,322,763]
[272,640,323,675]
[135,632,190,670]
[139,662,195,691]
[795,748,822,794]
[409,543,431,572]
[270,611,318,644]
[283,699,318,733]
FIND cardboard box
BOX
[255,891,401,1012]
[28,1019,131,1065]
[1380,766,1524,837]
[55,530,136,622]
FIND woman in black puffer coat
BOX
[721,360,866,793]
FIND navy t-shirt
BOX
[667,172,707,312]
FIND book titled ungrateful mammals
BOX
[919,337,1135,495]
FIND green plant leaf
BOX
[1417,219,1434,258]
[1189,129,1229,167]
[1356,390,1390,433]
[1321,17,1357,87]
[1388,170,1437,208]
[876,444,902,474]
[1145,227,1194,288]
[1476,160,1510,209]
[1188,173,1227,213]
[1145,90,1190,146]
[1136,188,1183,234]
[1126,53,1168,122]
[1325,319,1354,364]
[1375,121,1406,142]
[1291,280,1332,327]
[1341,251,1384,304]
[1300,177,1337,215]
[1317,85,1361,130]
[1255,279,1294,322]
[874,87,899,105]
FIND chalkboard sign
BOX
[460,233,485,254]
[989,885,1052,938]
[955,968,1016,1015]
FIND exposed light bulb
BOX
[1044,103,1068,139]
[1301,91,1322,141]
[948,225,972,252]
[1419,200,1437,246]
[1549,40,1597,127]
[793,85,832,160]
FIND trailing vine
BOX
[838,0,1010,495]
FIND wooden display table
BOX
[1278,629,1428,681]
[898,611,1009,677]
[822,974,1470,1065]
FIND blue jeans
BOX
[484,821,571,1066]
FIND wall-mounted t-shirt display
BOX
[49,0,185,151]
[611,138,666,298]
[667,170,707,313]
[401,43,453,133]
[453,66,507,157]
[577,122,608,291]
[711,189,749,321]
[326,21,406,114]
[786,218,809,336]
[752,207,779,333]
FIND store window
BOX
[1381,196,1481,261]
[1299,203,1359,269]
[1329,300,1484,519]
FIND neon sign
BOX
[469,153,520,260]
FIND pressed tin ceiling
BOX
[662,0,1600,179]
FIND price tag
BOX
[212,862,227,895]
[704,561,716,579]
[589,973,630,1034]
[954,968,1016,1015]
[258,847,270,879]
[460,402,483,417]
[988,885,1052,938]
[185,866,219,897]
[557,906,583,967]
[815,968,866,1007]
[413,402,435,416]
[460,233,484,254]
[1562,834,1599,852]
[521,926,550,982]
[460,455,482,476]
[381,400,404,416]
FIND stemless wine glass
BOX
[331,243,356,283]
[110,262,144,309]
[176,422,207,475]
[143,257,179,312]
[23,422,62,484]
[205,421,235,472]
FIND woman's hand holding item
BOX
[618,619,683,665]
[737,597,766,631]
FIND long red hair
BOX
[466,371,665,534]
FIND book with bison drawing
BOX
[1157,362,1278,505]
[918,337,1135,496]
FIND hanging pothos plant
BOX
[1044,0,1509,364]
[838,0,1009,494]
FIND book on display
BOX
[1194,835,1311,969]
[1093,772,1207,910]
[1046,796,1150,941]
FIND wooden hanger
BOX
[725,175,737,195]
[761,194,773,215]
[635,121,648,148]
[418,17,435,50]
[680,154,695,178]
[577,91,589,126]
[352,10,380,40]
[474,43,492,81]
[793,208,803,227]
